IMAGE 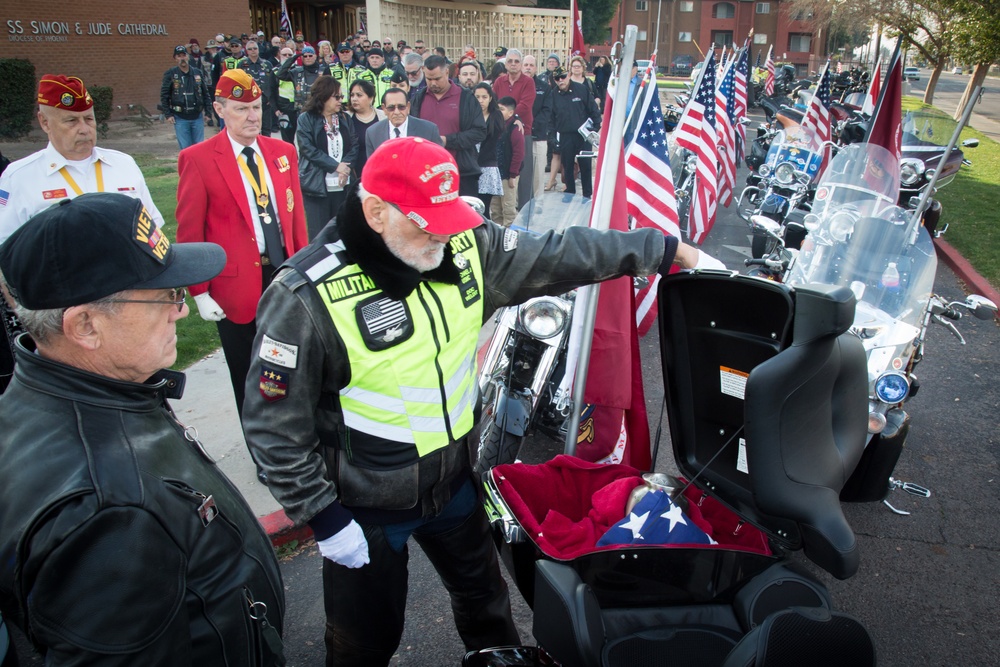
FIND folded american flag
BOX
[596,490,715,547]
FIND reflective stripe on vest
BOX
[317,230,484,458]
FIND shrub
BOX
[0,59,36,139]
[89,85,114,138]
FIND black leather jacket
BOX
[0,337,284,666]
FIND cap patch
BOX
[134,205,170,261]
[407,211,429,229]
[232,85,243,98]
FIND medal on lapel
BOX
[286,188,294,212]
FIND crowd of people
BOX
[161,29,616,228]
[0,25,725,667]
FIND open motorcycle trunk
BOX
[484,272,867,608]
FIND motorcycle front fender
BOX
[492,389,533,437]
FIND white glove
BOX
[193,292,226,321]
[317,520,370,568]
[694,250,726,271]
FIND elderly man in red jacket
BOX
[176,68,308,483]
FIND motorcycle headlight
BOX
[874,372,910,404]
[758,163,772,178]
[685,153,698,171]
[899,158,925,186]
[773,162,796,185]
[518,298,569,339]
[803,213,822,232]
[829,211,856,242]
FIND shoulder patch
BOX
[503,228,518,252]
[259,364,289,402]
[259,335,298,368]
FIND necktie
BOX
[241,147,286,265]
[394,127,401,138]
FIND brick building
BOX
[604,0,826,75]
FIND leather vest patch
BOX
[355,293,414,351]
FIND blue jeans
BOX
[174,117,204,150]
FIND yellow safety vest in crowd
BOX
[310,230,484,459]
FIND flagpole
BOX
[563,25,639,457]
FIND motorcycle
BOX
[737,124,827,262]
[467,266,879,666]
[899,106,978,237]
[474,194,590,474]
[785,142,997,508]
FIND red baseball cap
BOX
[362,137,482,235]
[37,74,93,112]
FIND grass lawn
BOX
[901,97,1000,289]
[134,153,222,370]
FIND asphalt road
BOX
[7,117,998,666]
[909,69,1000,130]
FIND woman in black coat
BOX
[296,75,358,239]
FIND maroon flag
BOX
[675,50,718,244]
[625,67,680,336]
[570,0,586,56]
[865,40,902,162]
[576,90,651,468]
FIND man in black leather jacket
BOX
[0,193,285,666]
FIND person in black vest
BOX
[239,40,278,136]
[161,45,212,149]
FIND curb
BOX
[933,238,1000,318]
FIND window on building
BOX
[756,2,770,13]
[679,1,694,12]
[788,33,812,52]
[678,32,693,42]
[711,30,734,47]
[754,33,768,44]
[638,30,648,40]
[792,10,815,21]
[713,2,736,19]
[636,0,648,11]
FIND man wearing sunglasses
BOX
[242,138,723,666]
[0,193,286,665]
[276,44,331,116]
[536,65,602,199]
[365,87,442,158]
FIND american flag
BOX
[624,68,680,335]
[800,62,833,170]
[764,45,775,96]
[675,50,718,244]
[716,58,737,208]
[733,48,749,165]
[360,297,406,336]
[280,0,293,36]
[596,490,714,547]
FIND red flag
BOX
[862,60,881,115]
[570,0,586,57]
[866,39,903,162]
[577,89,651,469]
[675,50,719,244]
[625,67,680,336]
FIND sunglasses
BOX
[108,287,187,312]
[384,104,408,111]
[554,74,568,80]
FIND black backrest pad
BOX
[745,284,869,579]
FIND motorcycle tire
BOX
[475,418,524,476]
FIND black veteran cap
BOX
[0,193,226,310]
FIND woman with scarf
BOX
[296,76,358,239]
[346,79,385,177]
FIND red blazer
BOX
[176,132,308,324]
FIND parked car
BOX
[671,54,694,77]
[904,67,920,81]
[953,65,964,75]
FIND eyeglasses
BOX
[405,70,421,78]
[332,94,344,100]
[303,53,316,57]
[553,74,568,81]
[384,104,408,111]
[107,288,187,312]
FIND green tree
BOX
[949,0,1000,118]
[538,0,622,44]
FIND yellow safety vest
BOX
[306,230,484,461]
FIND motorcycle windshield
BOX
[510,193,594,235]
[764,127,825,183]
[902,106,964,187]
[787,143,937,373]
